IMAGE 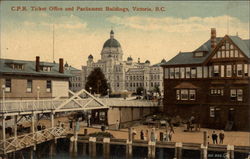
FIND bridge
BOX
[0,89,159,155]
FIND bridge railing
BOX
[0,127,66,154]
[0,98,159,114]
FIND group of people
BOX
[210,130,225,144]
[131,127,174,142]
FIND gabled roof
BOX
[164,35,249,66]
[228,36,250,57]
[0,58,73,78]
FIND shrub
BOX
[88,132,114,138]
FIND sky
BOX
[1,1,249,69]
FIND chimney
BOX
[36,56,40,72]
[211,28,217,49]
[59,58,64,73]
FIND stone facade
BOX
[81,30,164,94]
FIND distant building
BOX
[65,62,82,92]
[162,28,250,130]
[0,56,72,100]
[82,30,164,95]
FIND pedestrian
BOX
[150,128,156,142]
[163,130,168,142]
[132,128,137,140]
[212,131,218,144]
[219,130,225,144]
[140,130,144,140]
[69,120,73,129]
[167,130,173,141]
[88,114,91,127]
[116,120,120,130]
[144,130,148,141]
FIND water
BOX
[6,138,249,159]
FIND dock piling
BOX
[174,142,182,159]
[103,138,110,159]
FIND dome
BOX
[88,54,93,59]
[103,39,121,48]
[145,60,150,64]
[127,56,133,61]
[64,62,69,67]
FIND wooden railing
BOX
[0,127,66,154]
[0,98,158,115]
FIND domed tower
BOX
[101,30,123,61]
[87,54,94,66]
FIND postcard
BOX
[0,1,249,159]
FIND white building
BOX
[81,30,165,95]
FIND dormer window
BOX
[7,63,24,70]
[194,52,204,57]
[40,66,52,72]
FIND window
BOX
[237,89,243,101]
[186,67,190,78]
[221,65,225,77]
[209,66,213,78]
[176,90,180,100]
[210,107,215,118]
[180,67,185,78]
[180,89,188,100]
[27,80,32,92]
[226,65,232,77]
[221,50,225,58]
[203,66,208,78]
[226,51,230,58]
[230,50,234,58]
[5,79,11,92]
[194,52,203,57]
[175,68,180,79]
[217,51,221,58]
[235,50,239,57]
[210,88,224,96]
[170,68,174,79]
[46,80,52,92]
[189,90,196,100]
[236,64,243,77]
[230,89,243,101]
[12,64,24,70]
[41,66,52,72]
[117,83,119,87]
[197,67,202,78]
[176,89,196,101]
[213,65,219,77]
[191,67,196,78]
[225,42,230,49]
[244,64,248,76]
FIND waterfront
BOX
[6,138,249,159]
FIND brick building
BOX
[162,28,250,130]
[0,56,72,100]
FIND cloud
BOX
[23,14,87,30]
[107,15,249,37]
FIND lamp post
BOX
[107,89,109,98]
[89,87,92,94]
[37,86,40,100]
[2,85,5,112]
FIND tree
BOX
[85,68,109,96]
[153,85,161,96]
[136,87,144,95]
